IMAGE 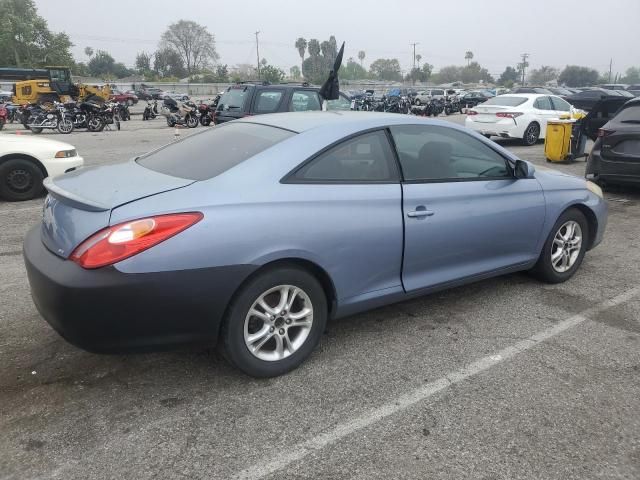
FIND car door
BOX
[532,96,558,133]
[549,95,572,117]
[389,124,546,292]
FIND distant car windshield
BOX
[137,123,295,180]
[482,96,528,107]
[218,88,249,110]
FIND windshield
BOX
[137,123,295,180]
[218,87,249,110]
[48,68,70,82]
[482,96,528,107]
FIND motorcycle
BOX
[26,102,74,134]
[79,101,120,132]
[161,97,198,128]
[142,100,157,120]
[444,95,460,115]
[114,102,131,121]
[198,102,214,126]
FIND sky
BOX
[34,0,640,78]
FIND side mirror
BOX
[514,159,534,179]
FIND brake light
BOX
[598,128,614,137]
[70,212,203,269]
[467,110,478,116]
[496,112,523,118]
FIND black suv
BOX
[213,82,351,124]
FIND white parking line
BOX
[232,286,640,480]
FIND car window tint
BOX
[390,125,511,181]
[254,90,284,113]
[295,130,397,182]
[218,87,249,110]
[290,90,322,111]
[431,90,444,96]
[327,94,352,111]
[483,96,528,107]
[614,105,640,122]
[137,123,295,181]
[533,96,553,110]
[550,96,571,111]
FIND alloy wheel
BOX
[551,220,582,273]
[525,123,540,145]
[243,285,314,362]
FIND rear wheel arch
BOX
[0,153,48,178]
[219,257,337,337]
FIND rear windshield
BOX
[431,90,444,95]
[217,87,249,111]
[137,123,295,180]
[482,96,528,107]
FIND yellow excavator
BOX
[0,66,111,105]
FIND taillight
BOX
[467,110,478,116]
[598,128,614,137]
[70,212,203,269]
[496,112,523,118]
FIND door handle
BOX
[407,206,434,218]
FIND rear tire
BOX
[522,122,540,146]
[30,127,43,134]
[530,208,589,284]
[221,266,327,377]
[186,115,198,128]
[0,158,44,201]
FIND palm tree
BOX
[84,46,94,59]
[295,37,307,71]
[464,51,474,66]
[358,50,365,68]
[415,54,422,68]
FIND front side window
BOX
[290,90,321,111]
[390,125,511,181]
[254,90,284,113]
[293,130,398,182]
[327,94,351,111]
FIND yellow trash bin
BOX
[545,119,574,163]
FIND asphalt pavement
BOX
[0,113,639,480]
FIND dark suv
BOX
[213,82,351,124]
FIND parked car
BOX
[586,98,640,187]
[136,88,166,100]
[465,93,574,145]
[627,85,640,97]
[566,88,632,111]
[164,91,190,102]
[109,89,138,106]
[414,89,446,105]
[23,111,607,377]
[214,82,352,124]
[459,90,493,108]
[0,135,83,201]
[545,87,574,98]
[0,90,12,102]
[599,84,629,91]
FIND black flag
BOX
[319,41,345,101]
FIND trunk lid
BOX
[472,105,515,123]
[41,160,195,258]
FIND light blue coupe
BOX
[24,112,608,377]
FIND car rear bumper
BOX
[586,148,640,185]
[23,226,256,353]
[465,117,526,139]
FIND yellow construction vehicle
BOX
[0,66,111,105]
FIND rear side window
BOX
[483,96,528,107]
[254,90,284,113]
[290,91,321,111]
[614,105,640,123]
[138,123,295,180]
[218,87,250,111]
[550,96,571,111]
[533,96,553,110]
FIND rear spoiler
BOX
[43,177,110,212]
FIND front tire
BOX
[57,118,74,134]
[522,122,540,146]
[222,266,328,377]
[530,208,589,284]
[0,158,44,201]
[186,114,198,128]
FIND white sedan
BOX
[465,93,574,146]
[0,135,83,201]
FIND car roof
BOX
[235,111,454,134]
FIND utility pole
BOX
[255,31,261,80]
[410,42,420,85]
[609,58,612,83]
[520,53,529,85]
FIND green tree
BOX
[415,54,422,68]
[622,67,640,84]
[84,46,93,59]
[153,48,186,78]
[529,65,559,84]
[464,51,474,66]
[260,63,285,83]
[431,65,462,84]
[301,37,337,84]
[295,37,307,71]
[160,20,219,75]
[558,65,599,87]
[341,58,368,80]
[88,50,115,76]
[135,52,152,73]
[498,66,519,86]
[289,65,301,80]
[369,58,402,81]
[460,62,493,83]
[0,0,74,67]
[358,50,366,67]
